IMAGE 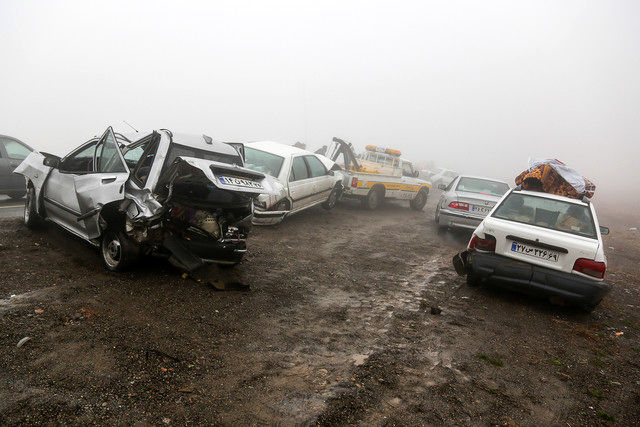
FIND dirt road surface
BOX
[1,194,639,425]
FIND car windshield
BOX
[165,143,241,167]
[244,147,285,177]
[456,177,509,197]
[492,193,597,239]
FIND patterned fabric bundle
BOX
[515,158,595,199]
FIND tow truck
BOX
[324,137,431,210]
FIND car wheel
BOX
[410,189,428,211]
[9,192,26,200]
[466,272,482,287]
[23,187,42,229]
[362,186,383,210]
[322,184,341,210]
[101,229,139,272]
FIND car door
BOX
[304,155,333,203]
[288,155,315,211]
[44,127,129,239]
[0,136,32,193]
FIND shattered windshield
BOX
[244,147,284,177]
[456,177,509,197]
[492,193,597,238]
[165,143,241,168]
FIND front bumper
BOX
[252,208,288,226]
[439,209,484,230]
[461,251,611,305]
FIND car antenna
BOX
[123,120,139,133]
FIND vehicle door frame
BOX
[286,155,315,211]
[303,154,334,204]
[0,136,31,192]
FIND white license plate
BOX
[510,241,559,262]
[218,175,263,189]
[471,205,492,214]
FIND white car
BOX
[453,188,611,311]
[243,141,344,225]
[430,168,458,188]
[435,175,510,230]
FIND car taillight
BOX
[573,258,606,279]
[449,201,469,211]
[351,177,358,187]
[469,234,496,252]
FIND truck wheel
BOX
[322,184,341,210]
[23,187,43,229]
[466,272,482,287]
[410,189,428,211]
[362,186,383,210]
[101,229,139,272]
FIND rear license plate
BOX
[510,241,559,262]
[218,175,263,189]
[471,205,492,214]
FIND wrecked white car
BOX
[243,141,344,225]
[15,127,279,271]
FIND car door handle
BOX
[101,177,117,184]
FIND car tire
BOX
[362,186,383,210]
[23,186,42,229]
[466,272,482,287]
[9,192,26,200]
[410,189,428,211]
[101,229,139,272]
[322,184,342,210]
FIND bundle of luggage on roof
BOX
[515,158,596,199]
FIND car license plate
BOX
[510,241,559,262]
[471,205,491,214]
[218,175,263,189]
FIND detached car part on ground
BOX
[16,128,279,271]
[242,141,344,225]
[435,175,510,231]
[326,137,431,211]
[453,188,611,311]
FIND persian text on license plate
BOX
[471,205,491,214]
[510,241,559,262]
[218,176,263,189]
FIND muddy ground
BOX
[1,194,639,425]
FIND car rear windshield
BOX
[165,143,241,167]
[244,147,284,177]
[456,177,509,197]
[492,193,597,239]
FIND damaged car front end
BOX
[16,128,279,271]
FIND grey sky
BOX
[1,0,638,200]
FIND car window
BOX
[456,177,509,197]
[96,131,127,173]
[244,147,284,177]
[124,136,160,186]
[2,139,31,160]
[60,140,99,173]
[290,156,309,181]
[305,155,327,178]
[444,178,457,191]
[402,162,413,176]
[493,193,597,239]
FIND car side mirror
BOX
[43,155,60,169]
[438,184,447,190]
[599,226,610,236]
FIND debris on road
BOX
[16,336,31,348]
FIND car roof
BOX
[457,175,509,185]
[246,141,312,157]
[512,189,590,206]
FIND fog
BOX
[1,0,639,203]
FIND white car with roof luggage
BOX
[453,188,611,311]
[243,141,344,225]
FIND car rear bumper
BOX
[468,251,611,305]
[252,208,288,225]
[439,209,484,230]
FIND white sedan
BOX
[243,141,344,225]
[453,188,611,311]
